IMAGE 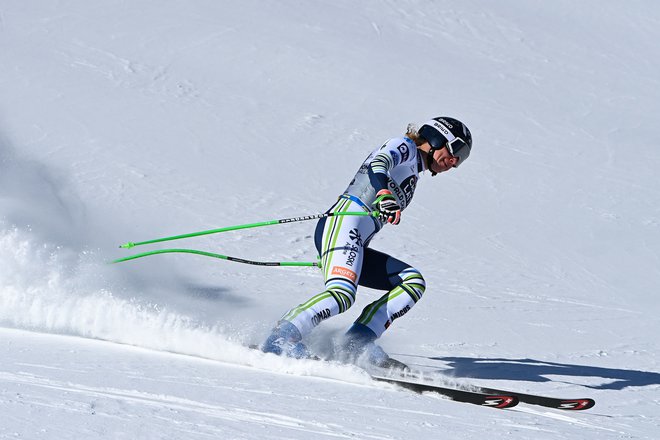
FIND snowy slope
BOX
[1,1,659,438]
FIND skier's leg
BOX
[262,197,376,356]
[343,249,426,367]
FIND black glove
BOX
[373,189,401,225]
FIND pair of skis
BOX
[249,344,595,410]
[372,374,595,410]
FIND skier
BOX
[261,117,473,368]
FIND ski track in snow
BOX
[2,372,360,439]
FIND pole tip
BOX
[120,242,135,249]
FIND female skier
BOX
[261,117,473,368]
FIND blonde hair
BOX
[405,123,426,146]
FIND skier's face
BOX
[429,147,458,174]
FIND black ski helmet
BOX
[418,117,472,173]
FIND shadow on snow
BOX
[422,356,660,390]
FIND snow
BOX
[1,0,659,438]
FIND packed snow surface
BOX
[1,1,659,439]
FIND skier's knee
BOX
[399,267,425,302]
[325,282,356,314]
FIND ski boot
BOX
[261,321,313,359]
[342,323,410,371]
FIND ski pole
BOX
[118,210,377,249]
[110,248,320,267]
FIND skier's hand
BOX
[373,189,401,225]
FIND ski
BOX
[374,372,595,411]
[371,376,519,409]
[249,345,517,408]
[475,385,595,410]
[249,344,593,410]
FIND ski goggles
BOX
[445,137,471,167]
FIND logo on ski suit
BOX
[311,308,331,327]
[331,266,357,283]
[348,228,363,247]
[343,228,363,268]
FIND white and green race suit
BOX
[280,136,428,339]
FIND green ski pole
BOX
[119,211,377,249]
[111,248,320,267]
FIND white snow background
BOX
[1,1,659,438]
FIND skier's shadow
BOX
[416,356,660,390]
